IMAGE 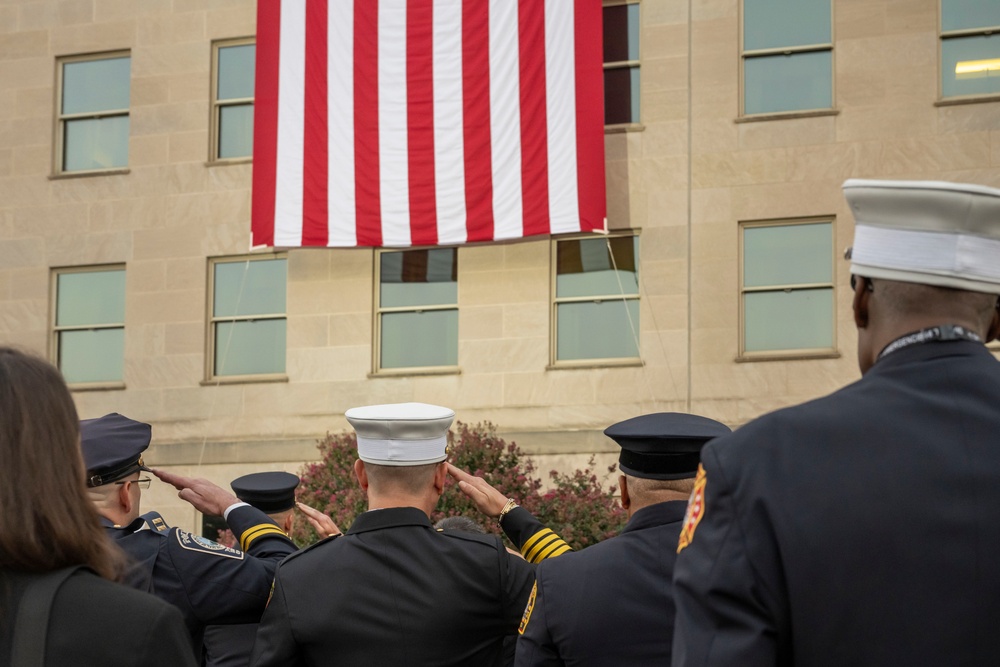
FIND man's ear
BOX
[282,513,295,534]
[118,481,133,515]
[432,462,448,495]
[618,475,630,511]
[986,298,1000,343]
[852,277,870,329]
[354,459,369,492]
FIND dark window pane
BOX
[380,249,457,308]
[605,67,637,124]
[942,0,1000,32]
[744,0,830,51]
[744,50,832,114]
[603,5,639,62]
[942,35,1000,97]
[557,236,638,298]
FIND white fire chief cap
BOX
[346,402,455,466]
[843,179,1000,294]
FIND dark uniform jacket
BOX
[250,506,538,667]
[672,339,1000,667]
[203,622,258,667]
[515,500,687,666]
[0,568,197,667]
[103,505,297,657]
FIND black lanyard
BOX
[877,324,982,362]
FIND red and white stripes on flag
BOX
[251,0,606,249]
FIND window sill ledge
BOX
[200,374,289,386]
[546,359,644,371]
[934,95,1000,107]
[205,157,252,167]
[50,168,130,180]
[368,367,462,378]
[69,381,126,392]
[605,123,644,134]
[735,109,839,124]
[736,351,841,363]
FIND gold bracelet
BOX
[497,498,518,528]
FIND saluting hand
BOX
[151,468,240,517]
[446,463,511,518]
[296,501,342,537]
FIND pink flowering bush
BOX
[291,421,627,548]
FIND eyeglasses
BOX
[850,274,874,293]
[115,478,151,490]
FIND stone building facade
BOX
[1,0,998,532]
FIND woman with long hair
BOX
[0,346,195,667]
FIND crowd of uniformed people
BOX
[2,178,1000,666]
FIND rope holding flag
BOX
[251,0,606,249]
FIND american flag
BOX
[251,0,606,249]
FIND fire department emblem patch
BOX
[519,581,537,634]
[677,463,707,554]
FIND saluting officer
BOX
[80,413,298,661]
[672,179,1000,666]
[250,402,549,667]
[514,412,730,666]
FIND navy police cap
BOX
[605,412,731,480]
[230,471,300,513]
[80,413,152,487]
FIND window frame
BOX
[738,0,836,120]
[603,0,641,129]
[205,253,288,383]
[549,231,643,369]
[209,37,256,163]
[738,217,839,361]
[53,50,131,177]
[372,247,461,376]
[49,264,127,390]
[937,2,1000,104]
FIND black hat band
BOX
[87,457,147,488]
[618,450,702,480]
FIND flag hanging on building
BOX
[251,0,606,249]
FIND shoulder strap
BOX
[10,566,86,667]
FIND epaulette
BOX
[140,511,171,535]
[280,532,341,566]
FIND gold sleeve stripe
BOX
[547,544,573,559]
[240,524,287,551]
[534,539,572,563]
[522,532,558,562]
[521,528,554,554]
[525,534,568,564]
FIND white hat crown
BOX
[346,402,455,466]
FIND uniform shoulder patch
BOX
[175,530,245,560]
[518,581,537,635]
[677,463,707,554]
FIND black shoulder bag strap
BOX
[10,566,85,667]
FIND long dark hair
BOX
[0,347,125,580]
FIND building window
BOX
[376,248,458,372]
[741,0,832,115]
[552,234,640,363]
[56,52,130,173]
[208,255,286,378]
[604,1,640,125]
[211,39,256,160]
[740,219,834,356]
[52,266,126,385]
[940,1,1000,99]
